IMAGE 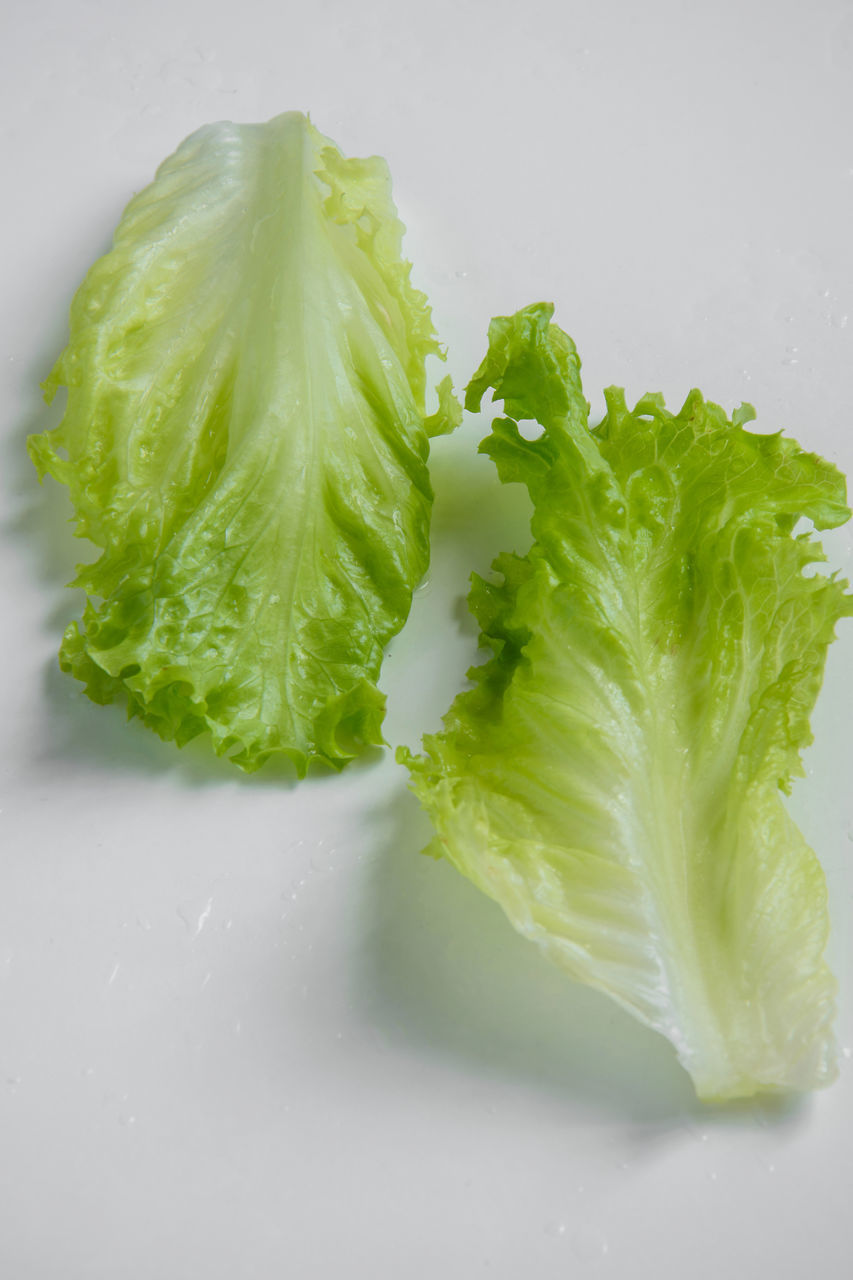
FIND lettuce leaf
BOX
[401,302,852,1100]
[29,112,459,773]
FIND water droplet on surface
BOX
[842,1046,852,1060]
[310,843,339,874]
[544,1221,567,1238]
[177,896,214,939]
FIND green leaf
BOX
[401,302,852,1100]
[29,112,459,773]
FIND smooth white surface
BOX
[2,1,852,1276]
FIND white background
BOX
[2,1,852,1276]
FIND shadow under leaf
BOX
[356,785,709,1124]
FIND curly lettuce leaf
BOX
[401,302,852,1101]
[29,112,459,773]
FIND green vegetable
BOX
[401,302,851,1100]
[29,112,459,773]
